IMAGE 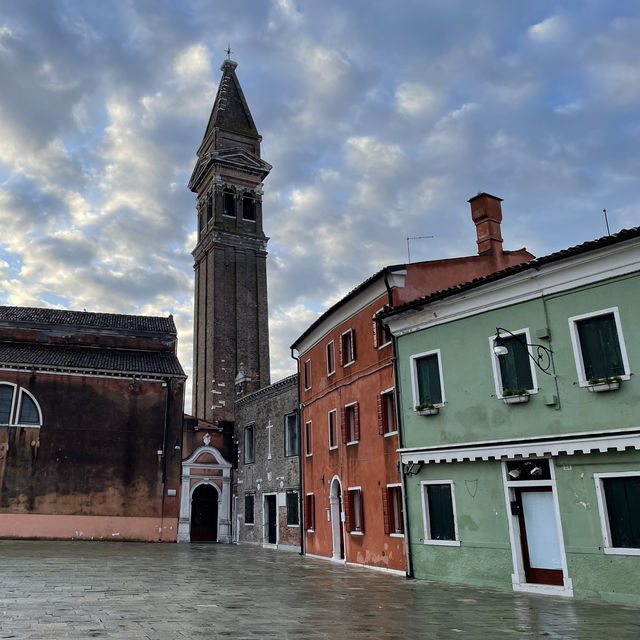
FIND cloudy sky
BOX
[0,0,638,408]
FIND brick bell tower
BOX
[188,58,272,424]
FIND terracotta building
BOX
[291,193,534,572]
[0,306,185,541]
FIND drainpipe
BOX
[389,326,414,579]
[159,377,172,541]
[383,268,414,577]
[291,346,305,556]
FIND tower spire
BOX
[189,60,272,423]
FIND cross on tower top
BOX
[226,43,233,60]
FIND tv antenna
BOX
[406,235,434,263]
[602,208,611,236]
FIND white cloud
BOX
[395,82,439,118]
[529,15,567,43]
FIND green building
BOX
[384,227,640,603]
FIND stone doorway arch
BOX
[330,476,345,560]
[190,483,220,542]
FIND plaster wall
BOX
[0,370,183,538]
[397,273,640,449]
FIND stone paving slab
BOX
[0,541,638,639]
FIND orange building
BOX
[291,193,534,572]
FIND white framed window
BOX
[383,484,404,536]
[243,424,255,464]
[0,383,42,428]
[421,480,460,546]
[340,328,356,367]
[347,487,364,534]
[594,471,640,555]
[326,340,335,376]
[328,409,338,450]
[489,329,538,398]
[410,349,445,408]
[377,387,396,435]
[341,401,359,444]
[244,493,255,525]
[286,490,300,526]
[568,307,630,386]
[305,420,313,456]
[284,412,299,457]
[305,493,315,532]
[303,359,311,390]
[372,308,392,349]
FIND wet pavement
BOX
[0,541,638,639]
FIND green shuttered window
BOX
[424,483,456,542]
[498,334,533,391]
[415,354,442,405]
[577,313,624,380]
[603,477,640,549]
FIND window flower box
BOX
[587,379,621,393]
[501,389,529,405]
[416,403,440,416]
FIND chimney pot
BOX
[468,192,504,257]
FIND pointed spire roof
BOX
[198,59,259,155]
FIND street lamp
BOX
[493,327,554,375]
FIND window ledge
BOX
[603,547,640,556]
[287,524,300,528]
[327,370,335,377]
[383,430,398,438]
[390,533,404,538]
[222,213,236,218]
[305,453,313,458]
[423,539,461,547]
[350,531,364,536]
[343,360,355,368]
[346,440,359,446]
[245,523,254,527]
[329,445,338,451]
[377,341,392,350]
[306,529,314,533]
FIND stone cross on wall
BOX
[266,419,273,460]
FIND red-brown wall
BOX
[0,370,184,541]
[301,292,405,571]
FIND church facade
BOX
[0,307,185,541]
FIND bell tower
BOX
[189,59,272,423]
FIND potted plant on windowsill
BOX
[501,388,530,404]
[587,376,622,393]
[415,402,439,416]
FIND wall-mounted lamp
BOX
[174,441,181,451]
[404,462,423,476]
[507,468,521,479]
[493,327,554,375]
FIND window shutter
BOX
[345,491,354,532]
[376,394,384,435]
[341,408,347,444]
[381,487,391,535]
[351,329,357,361]
[339,335,344,366]
[417,354,442,405]
[578,314,624,380]
[304,495,309,529]
[358,490,365,534]
[310,495,315,530]
[372,317,378,348]
[354,403,360,441]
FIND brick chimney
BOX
[468,192,504,257]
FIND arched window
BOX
[242,194,256,221]
[206,195,213,223]
[0,383,42,427]
[223,190,235,217]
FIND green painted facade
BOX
[394,265,640,603]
